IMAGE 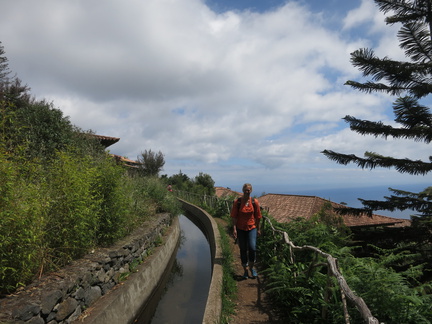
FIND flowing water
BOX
[136,214,212,324]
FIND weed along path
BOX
[216,218,280,324]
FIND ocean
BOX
[254,183,430,220]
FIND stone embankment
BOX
[0,213,174,324]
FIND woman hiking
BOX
[231,183,262,279]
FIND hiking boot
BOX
[242,270,249,279]
[250,268,257,279]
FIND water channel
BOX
[135,214,212,324]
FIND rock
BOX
[104,268,115,282]
[46,311,57,322]
[55,297,78,321]
[84,286,101,306]
[41,290,63,315]
[100,281,115,295]
[12,303,41,321]
[66,304,82,323]
[74,287,85,301]
[25,315,44,324]
[95,268,106,283]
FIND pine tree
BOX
[322,0,432,218]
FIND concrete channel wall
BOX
[76,216,181,324]
[179,199,223,324]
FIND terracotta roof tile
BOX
[215,187,242,198]
[87,134,120,148]
[111,154,141,168]
[258,193,410,228]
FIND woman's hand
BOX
[233,227,237,239]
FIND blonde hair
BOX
[242,183,253,191]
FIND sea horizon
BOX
[249,183,429,220]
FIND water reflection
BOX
[150,214,212,324]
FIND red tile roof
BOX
[87,134,120,148]
[112,154,141,168]
[257,193,410,228]
[215,187,242,198]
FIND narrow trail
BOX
[216,218,282,324]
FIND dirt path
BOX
[216,218,281,324]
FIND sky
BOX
[0,0,430,211]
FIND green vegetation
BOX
[258,205,432,323]
[162,170,215,196]
[218,222,238,324]
[137,149,165,177]
[0,42,181,294]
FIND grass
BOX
[218,221,238,324]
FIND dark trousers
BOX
[237,228,257,267]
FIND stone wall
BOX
[0,213,173,324]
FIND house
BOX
[215,186,242,199]
[112,154,142,169]
[258,193,410,229]
[88,134,120,148]
[87,133,142,169]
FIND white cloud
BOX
[0,0,425,196]
[343,0,403,57]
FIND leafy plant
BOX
[259,214,432,323]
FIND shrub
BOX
[341,253,432,323]
[0,150,46,293]
[130,176,181,218]
[92,154,132,246]
[43,150,101,264]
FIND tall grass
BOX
[0,151,46,292]
[0,147,181,294]
[218,222,237,324]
